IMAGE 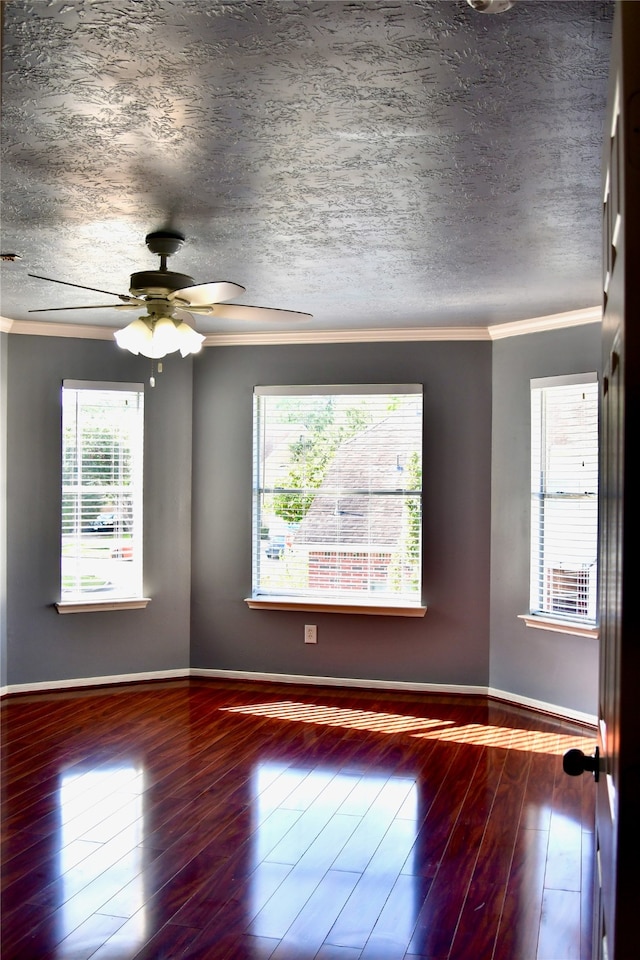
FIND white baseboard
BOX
[0,667,597,727]
[190,667,486,696]
[487,686,596,727]
[192,668,597,727]
[0,668,189,697]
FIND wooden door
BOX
[595,3,640,957]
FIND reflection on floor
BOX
[250,763,418,955]
[58,767,147,957]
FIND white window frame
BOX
[522,372,598,637]
[247,384,426,617]
[56,380,150,614]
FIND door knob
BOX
[563,746,600,782]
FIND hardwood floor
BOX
[1,679,597,960]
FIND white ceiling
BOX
[0,1,613,340]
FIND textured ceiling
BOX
[0,0,613,337]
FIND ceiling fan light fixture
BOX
[114,316,153,355]
[114,314,204,359]
[150,315,184,356]
[176,321,205,357]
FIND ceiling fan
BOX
[28,231,313,358]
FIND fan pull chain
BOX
[149,360,163,388]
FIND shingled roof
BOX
[295,409,421,550]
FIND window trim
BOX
[518,613,598,639]
[56,597,151,615]
[61,379,146,607]
[245,596,427,617]
[252,383,424,612]
[525,371,599,632]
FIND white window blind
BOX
[253,385,423,605]
[530,374,598,624]
[61,381,144,602]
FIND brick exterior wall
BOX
[308,551,392,590]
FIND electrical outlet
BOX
[304,624,317,644]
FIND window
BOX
[252,384,423,613]
[529,374,598,625]
[60,380,145,607]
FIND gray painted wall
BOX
[5,335,193,685]
[190,341,493,687]
[490,324,601,716]
[3,324,601,717]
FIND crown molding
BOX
[203,326,491,346]
[6,319,115,340]
[488,305,601,339]
[1,305,602,345]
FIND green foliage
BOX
[272,398,371,525]
[63,423,131,487]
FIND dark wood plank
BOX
[0,679,596,960]
[448,745,532,959]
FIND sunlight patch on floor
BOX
[221,700,454,734]
[220,700,595,755]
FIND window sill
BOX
[56,598,151,615]
[518,614,598,639]
[245,597,427,618]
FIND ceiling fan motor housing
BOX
[145,231,185,258]
[129,269,195,298]
[130,230,194,297]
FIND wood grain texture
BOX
[1,679,597,959]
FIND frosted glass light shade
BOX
[114,316,205,359]
[149,316,181,357]
[114,317,153,355]
[176,321,205,357]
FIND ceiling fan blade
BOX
[28,273,139,303]
[172,307,197,323]
[168,281,246,307]
[28,303,142,313]
[205,303,313,322]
